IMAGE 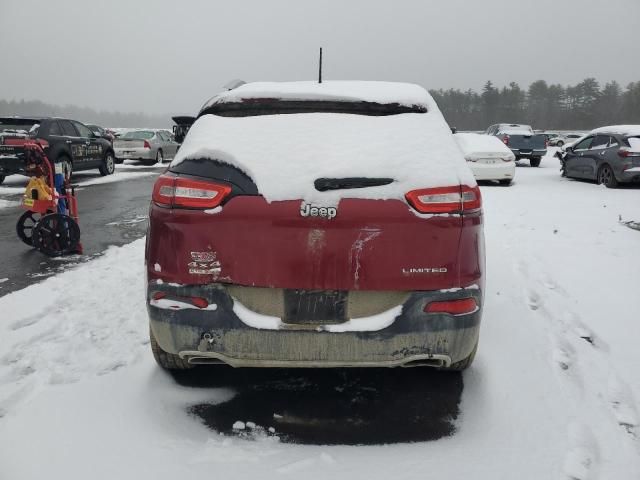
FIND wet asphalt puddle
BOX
[172,367,463,445]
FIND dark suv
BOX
[560,126,640,188]
[0,116,116,183]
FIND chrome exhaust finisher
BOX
[179,351,452,369]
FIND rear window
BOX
[123,130,155,140]
[200,99,427,118]
[0,119,40,133]
[498,124,533,134]
[627,137,640,150]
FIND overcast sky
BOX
[1,0,639,116]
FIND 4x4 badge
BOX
[300,203,337,219]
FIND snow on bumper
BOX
[147,283,482,368]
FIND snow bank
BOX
[453,133,515,160]
[202,81,431,111]
[173,83,473,204]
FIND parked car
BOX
[0,116,116,183]
[86,124,115,143]
[113,129,179,164]
[486,123,547,167]
[548,133,583,147]
[558,125,640,188]
[145,81,485,372]
[454,132,516,185]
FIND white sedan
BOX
[454,132,516,185]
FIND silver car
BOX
[113,129,179,164]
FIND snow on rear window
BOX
[172,91,474,205]
[202,81,431,113]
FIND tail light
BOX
[618,148,640,158]
[405,185,482,214]
[152,174,232,209]
[503,135,510,146]
[36,138,49,148]
[502,157,513,162]
[143,140,151,149]
[425,297,478,315]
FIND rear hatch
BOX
[148,98,482,296]
[0,118,39,173]
[149,190,467,292]
[504,133,545,152]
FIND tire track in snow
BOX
[513,254,640,479]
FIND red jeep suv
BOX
[145,81,485,371]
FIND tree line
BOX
[430,79,640,131]
[3,78,640,131]
[0,99,169,128]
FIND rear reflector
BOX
[189,297,209,309]
[425,297,478,315]
[405,185,482,214]
[152,174,232,209]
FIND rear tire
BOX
[530,157,541,167]
[60,158,73,181]
[99,152,115,176]
[150,327,193,370]
[156,149,163,164]
[598,164,618,188]
[499,179,512,186]
[440,342,478,372]
[557,140,564,147]
[0,174,5,185]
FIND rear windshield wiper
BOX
[314,177,394,192]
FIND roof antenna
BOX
[318,47,323,84]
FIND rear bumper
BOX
[114,147,154,160]
[620,167,640,183]
[0,155,24,175]
[511,148,546,158]
[147,282,482,368]
[469,161,515,181]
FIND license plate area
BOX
[283,289,347,324]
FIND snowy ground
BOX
[0,150,639,479]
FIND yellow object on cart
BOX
[22,176,53,208]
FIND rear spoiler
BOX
[171,116,195,127]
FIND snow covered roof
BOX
[172,83,474,205]
[201,81,432,112]
[590,125,640,136]
[454,133,515,159]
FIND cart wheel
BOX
[32,213,80,257]
[16,210,41,246]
